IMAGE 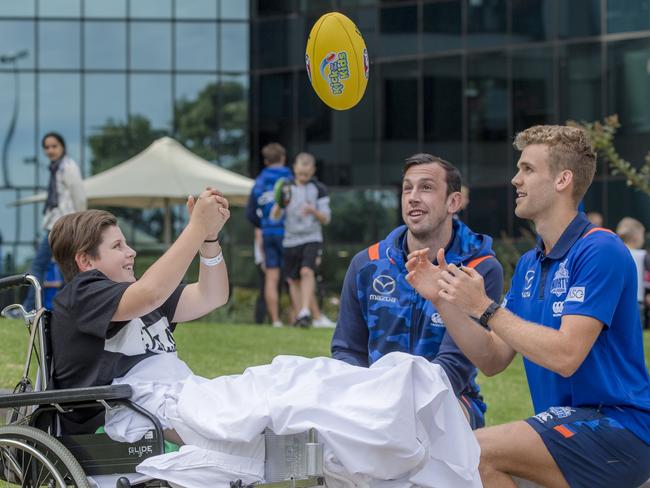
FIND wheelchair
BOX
[0,274,325,488]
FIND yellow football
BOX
[305,12,369,111]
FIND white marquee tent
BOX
[15,137,254,243]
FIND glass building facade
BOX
[1,0,650,289]
[249,0,650,252]
[0,0,249,275]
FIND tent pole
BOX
[163,198,171,245]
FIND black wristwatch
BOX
[479,301,500,327]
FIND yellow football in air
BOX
[305,12,369,111]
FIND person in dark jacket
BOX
[331,153,503,429]
[245,143,292,327]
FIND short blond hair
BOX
[294,152,315,167]
[514,125,596,202]
[616,217,645,247]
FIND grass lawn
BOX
[1,319,648,426]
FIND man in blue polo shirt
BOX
[332,153,504,429]
[405,125,650,487]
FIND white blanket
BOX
[104,352,481,488]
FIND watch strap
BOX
[479,301,500,327]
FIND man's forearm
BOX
[487,308,592,377]
[437,300,513,376]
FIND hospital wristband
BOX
[199,251,223,267]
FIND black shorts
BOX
[283,242,322,280]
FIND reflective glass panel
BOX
[176,22,217,71]
[607,38,650,164]
[217,74,249,173]
[84,74,127,173]
[466,0,507,50]
[338,72,378,186]
[512,47,554,132]
[130,0,172,18]
[511,0,554,43]
[256,0,294,16]
[221,0,249,19]
[38,20,81,69]
[466,53,509,184]
[39,0,80,17]
[423,56,462,165]
[175,0,217,18]
[0,20,35,69]
[0,1,35,16]
[558,43,601,123]
[607,0,650,33]
[423,1,462,53]
[38,74,82,168]
[221,22,248,72]
[379,5,417,57]
[255,72,294,156]
[255,17,302,69]
[130,74,172,131]
[0,72,35,188]
[84,0,127,17]
[466,184,510,239]
[84,21,126,70]
[380,61,418,186]
[558,0,600,38]
[174,74,219,163]
[130,22,171,70]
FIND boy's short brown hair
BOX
[261,143,286,165]
[514,125,596,202]
[49,210,117,282]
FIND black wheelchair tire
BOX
[0,424,90,487]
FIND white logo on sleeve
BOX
[566,286,585,302]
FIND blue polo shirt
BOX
[504,212,650,445]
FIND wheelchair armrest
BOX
[0,384,133,409]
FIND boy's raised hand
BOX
[186,187,231,240]
[405,248,446,303]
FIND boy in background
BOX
[272,152,331,327]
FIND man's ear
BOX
[555,169,574,194]
[75,252,94,273]
[447,191,463,215]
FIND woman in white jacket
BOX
[22,132,86,311]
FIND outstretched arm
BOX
[406,248,516,375]
[173,193,231,322]
[437,261,602,377]
[112,188,228,322]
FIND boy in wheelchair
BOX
[42,193,482,487]
[49,188,229,443]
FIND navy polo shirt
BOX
[504,212,650,445]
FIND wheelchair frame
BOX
[0,273,325,488]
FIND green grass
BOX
[1,319,648,426]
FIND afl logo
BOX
[372,275,396,295]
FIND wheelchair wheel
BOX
[0,425,89,487]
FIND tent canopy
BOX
[14,137,254,243]
[15,136,253,208]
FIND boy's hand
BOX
[187,187,230,239]
[302,204,316,215]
